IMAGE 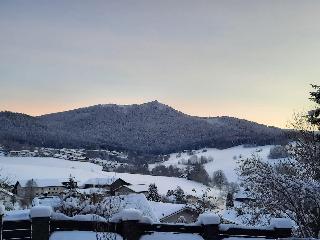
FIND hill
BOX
[0,101,287,153]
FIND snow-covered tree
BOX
[56,191,123,219]
[21,179,37,207]
[176,215,186,223]
[166,186,186,203]
[238,85,320,238]
[147,183,161,202]
[174,186,186,204]
[189,188,216,214]
[268,145,288,159]
[308,84,320,128]
[187,164,210,185]
[65,174,77,190]
[226,192,234,208]
[211,170,228,190]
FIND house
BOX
[234,188,255,204]
[149,201,199,223]
[114,184,148,196]
[14,179,68,197]
[82,177,130,195]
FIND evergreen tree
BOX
[147,183,161,202]
[226,192,234,208]
[65,174,77,190]
[308,84,320,128]
[174,186,186,204]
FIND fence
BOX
[0,207,293,240]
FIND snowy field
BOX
[0,156,217,197]
[150,145,274,182]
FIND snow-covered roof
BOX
[149,201,186,220]
[83,177,119,186]
[126,184,148,193]
[77,188,109,194]
[234,188,254,200]
[108,194,158,222]
[17,179,65,188]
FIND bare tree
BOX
[21,179,37,207]
[211,170,228,190]
[238,85,320,238]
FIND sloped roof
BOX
[126,184,148,193]
[17,179,65,188]
[82,177,119,186]
[149,201,187,220]
[234,188,255,200]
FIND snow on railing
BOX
[0,208,293,240]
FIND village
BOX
[0,147,128,171]
[0,171,253,225]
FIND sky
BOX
[0,1,319,128]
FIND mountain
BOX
[0,101,287,153]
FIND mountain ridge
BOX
[0,101,287,153]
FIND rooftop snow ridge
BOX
[17,178,67,188]
[83,177,119,186]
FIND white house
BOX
[14,179,69,197]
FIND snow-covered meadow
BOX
[150,145,274,182]
[0,156,217,197]
[0,145,278,197]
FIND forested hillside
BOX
[0,101,287,153]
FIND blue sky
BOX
[0,1,319,127]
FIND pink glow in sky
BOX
[0,1,318,127]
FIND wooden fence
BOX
[0,207,293,240]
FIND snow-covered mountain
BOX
[0,101,287,153]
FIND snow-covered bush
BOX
[176,215,186,223]
[197,213,220,225]
[55,190,123,220]
[180,155,213,166]
[189,188,217,214]
[166,186,186,204]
